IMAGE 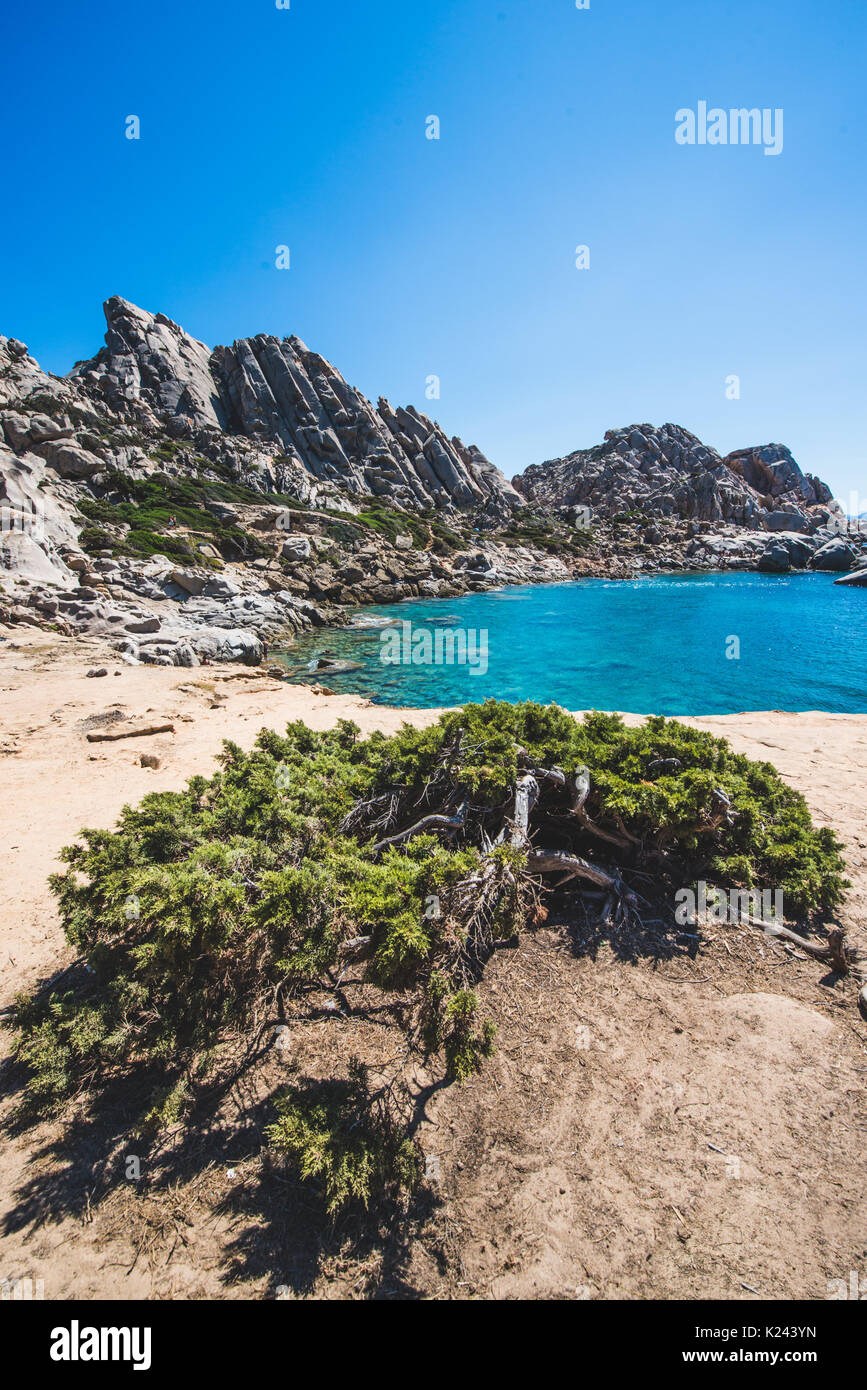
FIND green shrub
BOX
[266,1063,420,1217]
[7,703,847,1212]
[76,469,279,562]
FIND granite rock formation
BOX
[71,298,522,515]
[1,299,861,669]
[512,423,837,533]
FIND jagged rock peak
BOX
[513,422,835,532]
[68,298,522,515]
[70,297,228,432]
[723,442,832,508]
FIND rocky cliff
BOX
[71,297,522,515]
[512,422,836,533]
[0,301,557,666]
[1,299,862,669]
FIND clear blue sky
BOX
[2,0,865,500]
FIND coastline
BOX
[2,622,866,1302]
[277,569,866,716]
[3,622,866,1004]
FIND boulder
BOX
[202,576,240,599]
[314,657,363,674]
[757,532,815,572]
[167,568,208,595]
[0,412,34,451]
[778,533,815,568]
[174,641,199,667]
[205,501,240,524]
[833,568,867,588]
[810,538,858,572]
[309,565,342,599]
[124,616,162,634]
[37,439,104,479]
[27,413,69,446]
[8,604,43,625]
[764,509,811,534]
[280,535,312,562]
[190,627,262,665]
[341,564,367,585]
[758,542,791,573]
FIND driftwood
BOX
[526,849,631,895]
[86,722,175,743]
[753,919,867,1014]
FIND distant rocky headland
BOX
[1,297,865,667]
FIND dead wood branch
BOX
[751,919,849,972]
[526,849,634,898]
[509,773,539,847]
[86,723,175,743]
[372,798,469,853]
[337,935,374,964]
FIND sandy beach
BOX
[3,623,867,1001]
[1,624,865,1302]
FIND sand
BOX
[3,625,865,1002]
[1,624,865,1301]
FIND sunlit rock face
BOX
[513,422,834,532]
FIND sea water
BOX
[277,571,867,715]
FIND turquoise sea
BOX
[277,571,867,715]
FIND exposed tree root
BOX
[750,918,849,973]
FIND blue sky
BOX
[1,0,865,500]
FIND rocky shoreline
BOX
[3,300,865,671]
[5,512,865,674]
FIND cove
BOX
[276,571,867,716]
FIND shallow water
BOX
[276,571,867,715]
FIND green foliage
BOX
[77,467,301,564]
[339,498,468,554]
[75,469,285,563]
[6,701,846,1213]
[424,981,497,1082]
[500,511,595,555]
[362,702,846,914]
[139,1078,191,1136]
[266,1063,420,1217]
[353,501,426,546]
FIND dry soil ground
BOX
[1,628,864,1300]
